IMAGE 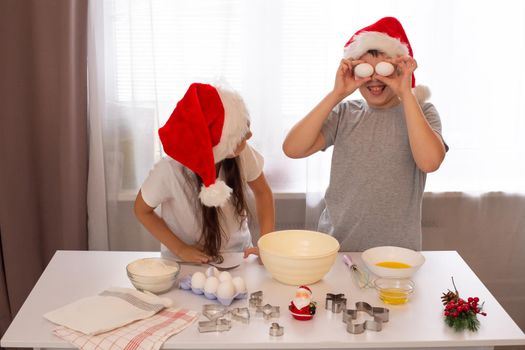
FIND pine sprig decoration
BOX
[444,309,481,331]
[441,276,459,305]
[442,277,487,332]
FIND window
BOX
[100,0,525,194]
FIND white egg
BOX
[375,61,395,76]
[354,63,374,78]
[204,276,219,294]
[216,280,236,300]
[206,266,220,278]
[218,271,232,282]
[231,276,246,293]
[191,271,207,289]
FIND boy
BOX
[283,17,447,251]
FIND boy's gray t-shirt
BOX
[319,100,445,252]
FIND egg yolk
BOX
[375,261,411,268]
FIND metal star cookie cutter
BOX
[325,293,347,313]
[249,291,263,308]
[202,304,250,324]
[256,303,280,320]
[198,318,232,333]
[230,307,250,324]
[269,322,284,337]
[342,301,389,334]
[202,304,229,320]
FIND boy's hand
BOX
[333,59,371,98]
[374,55,417,100]
[176,244,210,263]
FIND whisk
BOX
[343,254,374,289]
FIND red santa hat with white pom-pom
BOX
[159,82,250,207]
[343,16,430,103]
[296,285,312,296]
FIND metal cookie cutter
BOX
[249,291,263,308]
[342,301,389,334]
[202,304,250,324]
[256,303,280,320]
[269,322,284,337]
[202,304,229,320]
[325,293,347,313]
[230,307,250,324]
[198,318,232,333]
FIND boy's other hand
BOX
[333,59,371,99]
[374,55,417,100]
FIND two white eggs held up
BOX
[354,62,395,78]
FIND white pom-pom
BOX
[199,180,232,207]
[413,85,431,103]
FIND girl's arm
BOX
[134,190,210,263]
[248,172,275,235]
[244,172,275,258]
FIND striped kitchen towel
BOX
[53,308,198,350]
[44,287,173,335]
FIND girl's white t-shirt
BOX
[140,144,264,258]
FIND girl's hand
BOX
[333,59,371,98]
[176,244,210,263]
[374,55,417,100]
[243,247,263,265]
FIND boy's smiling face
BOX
[357,52,400,109]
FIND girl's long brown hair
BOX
[184,157,249,259]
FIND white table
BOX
[1,250,524,349]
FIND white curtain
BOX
[88,0,525,249]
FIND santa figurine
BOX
[289,285,317,321]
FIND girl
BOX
[134,83,274,263]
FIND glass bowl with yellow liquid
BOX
[374,278,415,305]
[361,246,425,278]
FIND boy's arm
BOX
[282,92,339,158]
[401,94,446,173]
[134,190,210,263]
[283,59,371,159]
[375,56,446,173]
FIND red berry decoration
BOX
[442,277,487,332]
